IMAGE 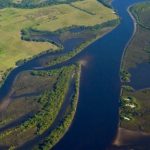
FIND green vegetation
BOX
[21,28,63,49]
[130,2,150,29]
[34,64,81,150]
[0,69,60,130]
[120,96,138,121]
[42,19,119,67]
[122,3,150,70]
[121,88,150,132]
[120,2,150,133]
[120,69,131,82]
[0,0,117,83]
[122,85,134,92]
[0,66,75,148]
[0,0,119,148]
[0,0,83,8]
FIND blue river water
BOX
[0,0,147,149]
[53,0,146,150]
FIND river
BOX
[0,0,147,149]
[53,0,147,150]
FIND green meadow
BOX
[0,0,117,81]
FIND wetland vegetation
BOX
[0,0,118,149]
[0,65,80,149]
[117,2,150,149]
[0,0,117,84]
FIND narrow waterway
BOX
[0,0,147,149]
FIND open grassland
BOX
[32,0,117,31]
[0,0,117,81]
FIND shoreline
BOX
[52,64,82,149]
[120,4,137,71]
[114,2,150,148]
[113,128,150,147]
[119,4,138,97]
[38,24,120,69]
[113,2,139,147]
[0,20,119,100]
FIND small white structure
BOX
[125,104,136,108]
[123,117,130,121]
[124,98,130,101]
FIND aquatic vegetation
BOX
[34,65,81,150]
[0,66,75,148]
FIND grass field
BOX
[0,0,117,82]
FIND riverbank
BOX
[0,65,79,149]
[32,64,81,150]
[112,128,150,148]
[0,0,118,88]
[114,2,150,149]
[43,20,120,68]
[120,5,137,70]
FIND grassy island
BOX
[0,65,80,149]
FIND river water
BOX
[53,0,147,150]
[0,0,147,149]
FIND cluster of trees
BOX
[0,0,83,9]
[21,28,63,49]
[0,66,74,147]
[120,69,131,82]
[19,18,119,68]
[0,0,113,9]
[52,19,119,34]
[47,39,94,66]
[31,69,61,77]
[120,96,139,121]
[0,67,13,88]
[0,0,11,8]
[34,64,81,150]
